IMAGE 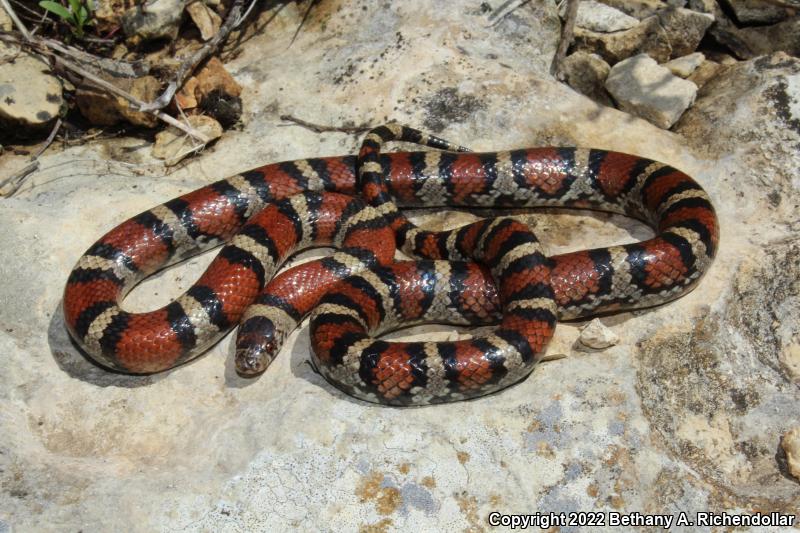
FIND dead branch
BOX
[279,114,372,135]
[0,0,31,40]
[0,32,211,142]
[551,0,579,78]
[487,0,532,26]
[0,117,62,196]
[138,0,248,112]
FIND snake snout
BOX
[234,343,275,377]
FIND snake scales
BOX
[63,124,719,405]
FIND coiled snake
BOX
[63,124,719,405]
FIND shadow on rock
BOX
[48,301,159,388]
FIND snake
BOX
[62,124,719,405]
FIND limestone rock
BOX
[736,17,800,58]
[0,4,12,31]
[687,59,722,88]
[187,1,222,41]
[195,57,242,101]
[93,0,137,33]
[561,51,613,106]
[597,0,668,19]
[657,7,714,58]
[605,54,698,128]
[573,15,672,64]
[726,0,796,24]
[783,428,800,479]
[152,114,222,165]
[579,319,620,349]
[122,0,187,41]
[0,46,62,131]
[567,0,639,32]
[76,75,161,127]
[664,52,705,77]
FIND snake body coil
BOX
[63,128,718,404]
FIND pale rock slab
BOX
[152,114,223,165]
[1,2,799,531]
[605,53,698,128]
[566,0,640,32]
[686,59,721,88]
[664,52,705,78]
[573,15,672,64]
[0,44,62,130]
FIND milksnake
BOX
[63,124,719,405]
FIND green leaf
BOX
[39,0,72,20]
[67,0,81,15]
[77,5,88,24]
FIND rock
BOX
[122,0,187,41]
[605,53,698,128]
[4,1,800,530]
[174,76,200,110]
[152,114,222,165]
[195,57,242,102]
[726,0,795,24]
[560,51,614,106]
[783,428,800,479]
[573,15,672,64]
[564,0,639,32]
[664,52,705,77]
[187,1,222,41]
[675,52,800,230]
[578,319,620,349]
[76,75,161,127]
[657,7,714,58]
[736,17,800,58]
[0,4,12,31]
[93,0,137,33]
[780,342,800,381]
[192,57,242,127]
[687,59,722,88]
[597,0,668,19]
[118,76,161,127]
[0,45,62,131]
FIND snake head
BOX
[235,339,277,376]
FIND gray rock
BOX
[657,7,715,58]
[121,0,187,41]
[0,44,62,131]
[573,15,672,64]
[568,0,640,32]
[664,52,705,77]
[561,51,614,106]
[736,17,800,58]
[578,319,620,349]
[726,0,795,24]
[605,53,698,128]
[597,0,668,19]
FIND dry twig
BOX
[486,0,532,26]
[551,0,579,77]
[0,117,62,196]
[279,114,372,134]
[139,0,248,112]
